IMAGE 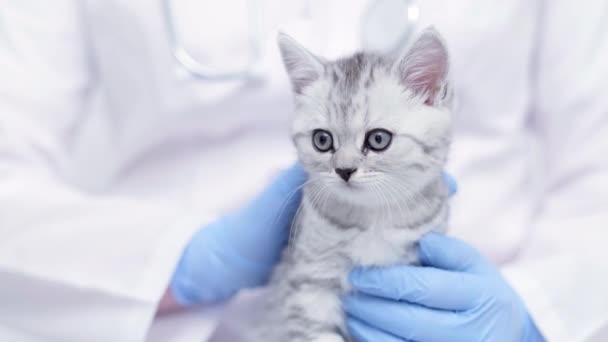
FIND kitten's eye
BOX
[312,129,334,152]
[366,129,392,152]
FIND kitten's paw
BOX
[311,333,345,342]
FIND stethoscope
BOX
[162,0,420,81]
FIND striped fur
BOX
[249,28,453,342]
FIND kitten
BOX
[253,28,452,342]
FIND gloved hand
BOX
[170,163,307,305]
[344,233,545,342]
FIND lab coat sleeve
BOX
[501,1,608,341]
[0,2,210,341]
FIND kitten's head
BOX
[279,28,452,206]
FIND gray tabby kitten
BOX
[253,28,452,342]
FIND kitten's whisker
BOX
[395,177,434,210]
[379,177,416,219]
[378,178,409,223]
[288,183,323,251]
[287,182,321,249]
[271,177,320,235]
[388,177,435,216]
[287,183,326,253]
[379,179,409,224]
[293,182,332,253]
[373,181,392,228]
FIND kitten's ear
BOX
[278,32,325,94]
[394,28,449,106]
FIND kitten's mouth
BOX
[339,180,360,191]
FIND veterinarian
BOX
[1,1,607,341]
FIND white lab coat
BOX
[0,1,607,341]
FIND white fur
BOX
[248,28,452,342]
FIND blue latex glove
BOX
[170,163,307,305]
[344,233,545,342]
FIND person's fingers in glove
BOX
[346,316,411,342]
[345,233,545,342]
[227,163,308,264]
[348,265,483,311]
[171,163,307,304]
[442,171,458,196]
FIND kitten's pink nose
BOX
[335,168,357,182]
